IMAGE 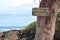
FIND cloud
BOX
[0,1,39,14]
[0,0,34,7]
[0,0,39,9]
[0,2,39,15]
[0,0,38,26]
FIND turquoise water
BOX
[0,26,25,32]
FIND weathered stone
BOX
[4,38,9,40]
[20,37,27,40]
[0,33,3,37]
[0,38,2,40]
[8,30,19,40]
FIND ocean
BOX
[0,26,25,32]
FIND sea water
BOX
[0,26,25,32]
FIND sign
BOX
[32,8,49,16]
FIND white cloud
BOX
[0,0,39,14]
[0,0,39,7]
[9,0,33,6]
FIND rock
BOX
[0,28,59,40]
[4,38,9,40]
[0,38,3,40]
[8,30,19,40]
[20,37,27,40]
[0,33,3,37]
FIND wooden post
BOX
[32,0,59,40]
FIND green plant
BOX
[25,21,36,31]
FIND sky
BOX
[0,0,42,32]
[0,0,40,27]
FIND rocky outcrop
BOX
[0,29,35,40]
[0,27,60,40]
[0,30,19,40]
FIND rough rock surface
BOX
[0,28,60,40]
[0,29,35,40]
